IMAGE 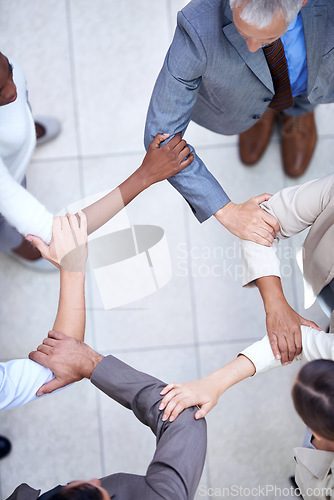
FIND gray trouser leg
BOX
[0,215,22,251]
[283,93,316,117]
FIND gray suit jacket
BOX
[7,356,207,500]
[145,0,334,222]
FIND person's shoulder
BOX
[179,0,229,38]
[6,483,40,500]
[302,0,334,15]
[182,0,223,18]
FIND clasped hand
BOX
[266,300,321,364]
[138,132,194,187]
[158,378,220,422]
[216,194,280,246]
[29,331,103,396]
[27,211,88,271]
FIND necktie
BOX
[263,38,294,111]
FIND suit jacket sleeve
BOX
[91,355,207,499]
[0,359,54,410]
[144,10,230,223]
[240,326,334,375]
[240,174,334,287]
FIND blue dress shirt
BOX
[281,13,308,97]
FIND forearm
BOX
[256,276,287,312]
[204,355,256,398]
[144,18,229,223]
[91,355,206,499]
[91,355,169,435]
[167,155,229,222]
[52,270,86,341]
[81,169,148,236]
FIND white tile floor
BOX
[0,1,333,499]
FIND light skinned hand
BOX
[215,194,280,246]
[26,211,88,271]
[158,378,221,422]
[138,132,194,188]
[266,301,321,365]
[29,330,103,396]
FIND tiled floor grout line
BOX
[30,149,147,164]
[165,1,211,490]
[65,0,85,199]
[95,390,107,478]
[183,204,203,377]
[64,0,107,479]
[30,133,334,165]
[0,336,262,363]
[29,131,334,168]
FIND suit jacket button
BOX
[252,114,261,119]
[264,97,271,102]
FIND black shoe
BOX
[0,435,11,459]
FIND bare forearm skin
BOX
[52,270,86,341]
[256,276,287,312]
[205,355,256,397]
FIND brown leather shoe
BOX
[239,109,278,165]
[281,111,317,177]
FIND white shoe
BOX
[34,116,61,146]
[5,250,58,272]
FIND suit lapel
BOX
[222,2,274,92]
[301,3,327,94]
[222,23,274,92]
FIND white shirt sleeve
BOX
[0,159,53,244]
[240,326,334,375]
[241,238,281,288]
[0,359,54,410]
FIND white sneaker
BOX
[34,116,61,146]
[6,250,58,272]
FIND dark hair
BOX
[50,483,103,500]
[292,359,334,441]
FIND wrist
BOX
[119,169,148,207]
[262,287,287,312]
[214,201,235,224]
[256,276,286,312]
[132,166,151,191]
[60,269,86,281]
[205,371,229,397]
[86,350,104,379]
